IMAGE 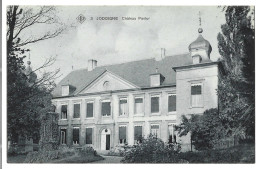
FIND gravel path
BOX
[91,155,123,163]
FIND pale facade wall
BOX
[176,64,219,151]
[53,86,177,150]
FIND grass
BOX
[177,143,255,163]
[51,154,104,163]
[7,154,28,163]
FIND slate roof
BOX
[52,53,212,98]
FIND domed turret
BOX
[25,60,37,83]
[188,28,212,64]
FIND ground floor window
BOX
[168,124,176,143]
[86,128,93,144]
[119,126,127,144]
[73,127,80,145]
[60,129,67,144]
[151,124,160,138]
[134,126,142,144]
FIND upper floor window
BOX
[191,83,203,107]
[150,124,160,138]
[119,98,128,116]
[168,94,176,112]
[86,102,94,118]
[102,100,111,116]
[151,95,160,113]
[73,103,80,118]
[61,105,67,119]
[134,97,144,115]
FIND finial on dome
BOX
[27,60,31,65]
[198,28,203,33]
[198,11,203,34]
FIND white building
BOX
[52,28,221,151]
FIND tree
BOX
[176,109,226,151]
[7,6,65,143]
[217,6,255,138]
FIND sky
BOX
[24,6,226,83]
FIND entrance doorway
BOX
[101,128,111,150]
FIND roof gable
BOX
[79,70,139,94]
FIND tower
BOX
[188,12,212,64]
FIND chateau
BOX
[52,28,221,151]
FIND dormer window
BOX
[150,73,165,87]
[62,85,69,96]
[61,85,76,96]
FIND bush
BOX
[79,145,97,156]
[24,150,59,163]
[121,135,181,163]
[107,145,125,156]
[24,146,78,163]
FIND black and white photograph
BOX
[2,0,256,166]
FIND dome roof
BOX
[188,34,212,54]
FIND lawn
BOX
[177,143,255,163]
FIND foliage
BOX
[217,6,255,137]
[176,143,254,163]
[7,5,65,143]
[107,145,125,156]
[121,135,181,163]
[79,145,97,156]
[23,146,102,163]
[176,109,226,150]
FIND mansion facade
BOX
[52,28,221,151]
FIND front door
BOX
[101,128,111,150]
[106,134,110,150]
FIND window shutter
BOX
[86,128,92,144]
[73,104,80,118]
[134,126,142,140]
[151,97,159,113]
[168,95,176,112]
[86,103,93,117]
[119,126,126,140]
[61,105,67,112]
[73,128,79,144]
[102,102,111,116]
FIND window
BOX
[86,102,94,118]
[151,125,160,138]
[168,124,176,143]
[60,129,67,144]
[134,97,144,115]
[134,126,142,144]
[61,105,67,119]
[86,128,93,144]
[73,127,79,145]
[119,98,128,116]
[151,95,160,113]
[191,84,203,107]
[119,126,127,144]
[73,104,80,118]
[102,100,111,116]
[168,94,176,112]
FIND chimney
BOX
[155,48,166,61]
[88,59,97,71]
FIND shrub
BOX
[121,135,181,163]
[79,145,97,156]
[107,145,125,156]
[24,146,78,163]
[24,150,59,163]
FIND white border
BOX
[2,1,259,169]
